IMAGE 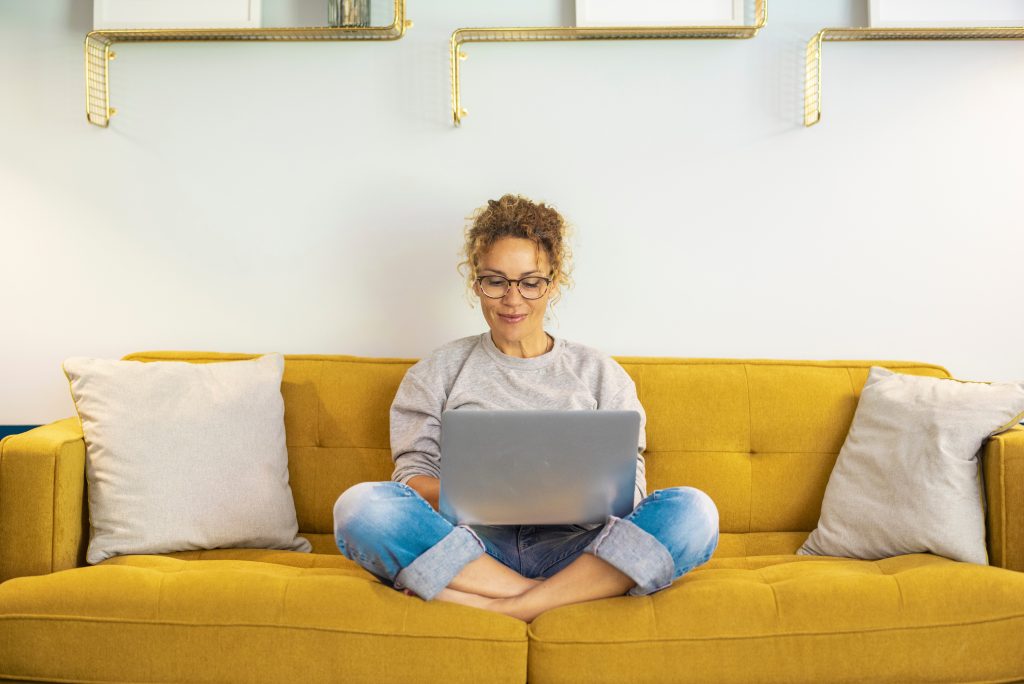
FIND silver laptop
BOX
[438,409,641,526]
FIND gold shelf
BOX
[85,0,410,127]
[804,26,1024,127]
[449,0,767,126]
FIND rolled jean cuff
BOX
[584,515,675,596]
[393,525,485,601]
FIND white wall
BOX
[1,0,1022,424]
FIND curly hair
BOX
[457,193,574,310]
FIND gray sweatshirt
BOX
[390,331,648,507]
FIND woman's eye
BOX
[521,282,540,290]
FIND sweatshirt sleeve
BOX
[601,380,648,508]
[390,369,444,484]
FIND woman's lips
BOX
[499,313,527,323]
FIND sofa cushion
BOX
[799,366,1024,565]
[64,353,310,563]
[528,554,1024,683]
[0,556,526,684]
[120,548,370,572]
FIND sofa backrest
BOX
[124,352,949,558]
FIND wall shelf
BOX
[449,0,767,126]
[804,26,1024,127]
[84,0,410,128]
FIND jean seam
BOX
[516,526,526,571]
[478,529,518,571]
[628,492,659,518]
[539,527,600,574]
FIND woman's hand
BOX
[406,475,441,511]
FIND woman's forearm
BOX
[406,475,440,511]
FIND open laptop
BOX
[438,409,641,526]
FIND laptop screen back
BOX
[438,409,641,526]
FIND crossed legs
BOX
[334,482,718,624]
[434,487,720,621]
[436,552,635,622]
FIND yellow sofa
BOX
[2,352,1023,683]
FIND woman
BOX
[333,194,719,622]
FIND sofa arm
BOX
[985,425,1024,572]
[0,418,88,583]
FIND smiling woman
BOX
[331,193,720,623]
[457,194,574,359]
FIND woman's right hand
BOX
[406,475,441,512]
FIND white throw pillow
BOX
[799,366,1024,565]
[64,353,311,564]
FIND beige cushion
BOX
[799,366,1024,565]
[63,353,311,564]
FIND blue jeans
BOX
[333,482,719,601]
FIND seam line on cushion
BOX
[644,592,659,635]
[315,360,324,448]
[278,576,291,625]
[743,364,753,534]
[400,594,410,634]
[607,360,948,371]
[0,436,6,570]
[157,573,166,619]
[647,449,842,455]
[293,445,391,452]
[524,612,1024,645]
[999,437,1007,569]
[757,569,780,617]
[891,574,905,610]
[125,353,420,366]
[124,354,947,372]
[0,615,526,642]
[49,443,57,574]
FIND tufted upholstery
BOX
[119,353,951,557]
[2,351,1023,683]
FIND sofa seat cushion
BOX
[0,556,526,684]
[529,553,1024,684]
[144,547,364,571]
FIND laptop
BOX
[438,409,641,526]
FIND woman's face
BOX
[473,237,558,351]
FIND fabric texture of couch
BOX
[1,352,1023,683]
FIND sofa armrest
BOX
[985,425,1024,572]
[0,418,88,583]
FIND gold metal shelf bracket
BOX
[85,0,409,127]
[449,0,767,126]
[804,25,1024,127]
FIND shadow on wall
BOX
[66,0,90,32]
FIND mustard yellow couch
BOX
[2,352,1023,684]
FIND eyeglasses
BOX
[475,274,552,300]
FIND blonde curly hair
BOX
[457,194,574,310]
